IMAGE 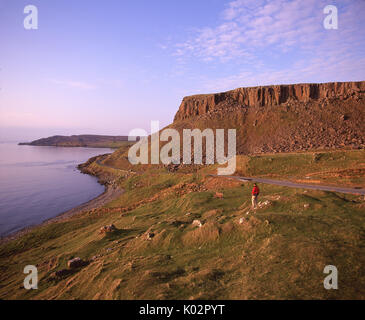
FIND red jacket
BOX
[252,186,260,196]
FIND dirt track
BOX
[215,175,365,195]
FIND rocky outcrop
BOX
[169,81,365,154]
[174,81,365,121]
[67,257,88,269]
[99,224,117,234]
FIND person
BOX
[251,183,260,209]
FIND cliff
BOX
[171,81,365,154]
[174,81,365,121]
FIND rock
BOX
[99,224,117,234]
[170,81,365,156]
[53,269,73,278]
[174,82,365,120]
[49,269,73,280]
[192,220,203,228]
[239,217,246,224]
[91,255,101,261]
[146,232,155,240]
[257,200,271,208]
[169,220,182,227]
[67,257,88,269]
[214,192,224,199]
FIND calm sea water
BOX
[0,143,113,237]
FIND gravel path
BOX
[212,175,365,195]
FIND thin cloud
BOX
[172,0,365,91]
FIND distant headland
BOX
[19,134,139,149]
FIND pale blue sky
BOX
[1,0,364,141]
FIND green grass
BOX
[235,149,365,187]
[0,150,364,299]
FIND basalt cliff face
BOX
[174,82,365,121]
[171,81,365,154]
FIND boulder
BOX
[192,220,203,228]
[99,224,117,234]
[67,257,88,269]
[52,269,73,278]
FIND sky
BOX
[1,0,364,141]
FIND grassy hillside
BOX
[0,149,364,299]
[235,149,365,187]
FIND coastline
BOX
[0,185,124,245]
[0,155,124,245]
[18,143,121,149]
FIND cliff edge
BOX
[171,81,365,154]
[174,81,365,121]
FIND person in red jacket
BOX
[251,183,260,209]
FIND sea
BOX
[0,142,112,237]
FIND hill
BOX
[171,81,365,154]
[1,149,364,299]
[1,81,364,300]
[19,134,136,149]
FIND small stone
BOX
[214,192,223,199]
[192,219,203,228]
[146,232,155,240]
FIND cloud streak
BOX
[173,0,365,91]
